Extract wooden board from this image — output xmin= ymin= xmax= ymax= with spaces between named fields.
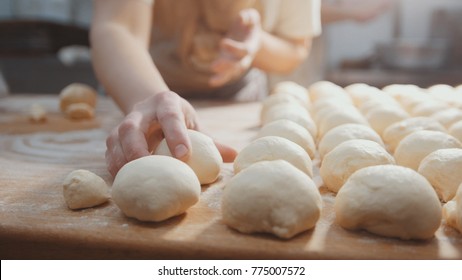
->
xmin=1 ymin=95 xmax=461 ymax=259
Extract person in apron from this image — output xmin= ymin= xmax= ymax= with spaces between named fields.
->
xmin=91 ymin=0 xmax=321 ymax=176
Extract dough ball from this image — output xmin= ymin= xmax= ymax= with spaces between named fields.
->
xmin=311 ymin=100 xmax=350 ymax=124
xmin=28 ymin=103 xmax=47 ymax=123
xmin=261 ymin=102 xmax=308 ymax=125
xmin=449 ymin=120 xmax=462 ymax=143
xmin=344 ymin=83 xmax=383 ymax=107
xmin=65 ymin=103 xmax=95 ymax=120
xmin=418 ymin=148 xmax=462 ymax=202
xmin=260 ymin=92 xmax=306 ymax=121
xmin=155 ymin=130 xmax=222 ymax=185
xmin=62 ymin=169 xmax=110 ymax=210
xmin=335 ymin=165 xmax=442 ymax=240
xmin=308 ymin=81 xmax=350 ymax=102
xmin=59 ymin=83 xmax=97 ymax=112
xmin=222 ymin=160 xmax=322 ymax=239
xmin=430 ymin=108 xmax=462 ymax=129
xmin=257 ymin=119 xmax=316 ymax=159
xmin=320 ymin=139 xmax=395 ymax=193
xmin=112 ymin=155 xmax=200 ymax=222
xmin=394 ymin=130 xmax=462 ymax=170
xmin=358 ymin=97 xmax=400 ymax=116
xmin=234 ymin=136 xmax=313 ymax=177
xmin=271 ymin=81 xmax=309 ymax=105
xmin=318 ymin=123 xmax=384 ymax=159
xmin=364 ymin=106 xmax=410 ymax=136
xmin=410 ymin=101 xmax=450 ymax=117
xmin=427 ymin=84 xmax=455 ymax=95
xmin=261 ymin=104 xmax=317 ymax=139
xmin=443 ymin=182 xmax=462 ymax=233
xmin=318 ymin=107 xmax=368 ymax=139
xmin=382 ymin=117 xmax=447 ymax=153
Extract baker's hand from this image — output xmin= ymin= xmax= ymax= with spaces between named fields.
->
xmin=209 ymin=8 xmax=261 ymax=87
xmin=105 ymin=91 xmax=237 ymax=177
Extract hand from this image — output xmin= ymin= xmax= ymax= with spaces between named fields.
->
xmin=209 ymin=8 xmax=262 ymax=87
xmin=105 ymin=91 xmax=237 ymax=177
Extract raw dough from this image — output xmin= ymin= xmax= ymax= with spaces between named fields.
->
xmin=155 ymin=129 xmax=222 ymax=185
xmin=318 ymin=123 xmax=384 ymax=159
xmin=233 ymin=136 xmax=313 ymax=177
xmin=394 ymin=130 xmax=462 ymax=170
xmin=449 ymin=120 xmax=462 ymax=143
xmin=308 ymin=80 xmax=350 ymax=102
xmin=443 ymin=182 xmax=462 ymax=234
xmin=317 ymin=107 xmax=368 ymax=139
xmin=364 ymin=106 xmax=409 ymax=136
xmin=260 ymin=92 xmax=306 ymax=121
xmin=257 ymin=119 xmax=316 ymax=159
xmin=418 ymin=148 xmax=462 ymax=202
xmin=222 ymin=160 xmax=322 ymax=239
xmin=382 ymin=117 xmax=447 ymax=153
xmin=112 ymin=155 xmax=201 ymax=222
xmin=28 ymin=103 xmax=47 ymax=123
xmin=271 ymin=81 xmax=310 ymax=105
xmin=59 ymin=83 xmax=97 ymax=112
xmin=335 ymin=165 xmax=442 ymax=240
xmin=62 ymin=169 xmax=110 ymax=210
xmin=430 ymin=108 xmax=462 ymax=129
xmin=65 ymin=103 xmax=95 ymax=120
xmin=320 ymin=139 xmax=395 ymax=193
xmin=261 ymin=104 xmax=317 ymax=139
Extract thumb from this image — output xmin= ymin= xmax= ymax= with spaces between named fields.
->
xmin=214 ymin=141 xmax=238 ymax=163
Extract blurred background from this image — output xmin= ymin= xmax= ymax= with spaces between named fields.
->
xmin=0 ymin=0 xmax=461 ymax=95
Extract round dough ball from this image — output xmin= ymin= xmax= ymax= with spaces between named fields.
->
xmin=318 ymin=107 xmax=368 ymax=139
xmin=443 ymin=182 xmax=462 ymax=234
xmin=358 ymin=97 xmax=400 ymax=116
xmin=427 ymin=84 xmax=455 ymax=95
xmin=335 ymin=165 xmax=442 ymax=240
xmin=261 ymin=102 xmax=308 ymax=125
xmin=308 ymin=80 xmax=349 ymax=102
xmin=62 ymin=169 xmax=110 ymax=210
xmin=312 ymin=100 xmax=351 ymax=124
xmin=394 ymin=130 xmax=462 ymax=170
xmin=256 ymin=119 xmax=316 ymax=159
xmin=234 ymin=136 xmax=313 ymax=177
xmin=222 ymin=160 xmax=322 ymax=239
xmin=411 ymin=101 xmax=451 ymax=117
xmin=449 ymin=120 xmax=462 ymax=143
xmin=318 ymin=123 xmax=384 ymax=159
xmin=65 ymin=103 xmax=95 ymax=120
xmin=112 ymin=155 xmax=201 ymax=222
xmin=260 ymin=92 xmax=306 ymax=121
xmin=155 ymin=130 xmax=222 ymax=185
xmin=418 ymin=148 xmax=462 ymax=202
xmin=345 ymin=83 xmax=383 ymax=107
xmin=271 ymin=81 xmax=309 ymax=105
xmin=365 ymin=106 xmax=410 ymax=136
xmin=382 ymin=117 xmax=447 ymax=153
xmin=262 ymin=104 xmax=317 ymax=139
xmin=430 ymin=108 xmax=462 ymax=129
xmin=320 ymin=139 xmax=395 ymax=193
xmin=59 ymin=83 xmax=97 ymax=112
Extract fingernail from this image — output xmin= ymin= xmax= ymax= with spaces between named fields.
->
xmin=174 ymin=144 xmax=188 ymax=159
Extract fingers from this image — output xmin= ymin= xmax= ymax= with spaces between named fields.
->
xmin=118 ymin=111 xmax=151 ymax=161
xmin=105 ymin=129 xmax=128 ymax=177
xmin=214 ymin=141 xmax=238 ymax=163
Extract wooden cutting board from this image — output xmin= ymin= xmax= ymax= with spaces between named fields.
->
xmin=0 ymin=95 xmax=461 ymax=259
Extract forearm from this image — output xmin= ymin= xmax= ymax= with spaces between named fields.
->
xmin=91 ymin=24 xmax=168 ymax=114
xmin=252 ymin=31 xmax=311 ymax=74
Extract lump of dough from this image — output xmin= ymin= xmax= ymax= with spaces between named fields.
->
xmin=382 ymin=117 xmax=447 ymax=153
xmin=430 ymin=108 xmax=462 ymax=129
xmin=112 ymin=155 xmax=201 ymax=222
xmin=364 ymin=106 xmax=410 ymax=137
xmin=320 ymin=139 xmax=395 ymax=193
xmin=59 ymin=83 xmax=97 ymax=112
xmin=271 ymin=81 xmax=310 ymax=105
xmin=222 ymin=160 xmax=322 ymax=239
xmin=260 ymin=92 xmax=306 ymax=121
xmin=62 ymin=169 xmax=110 ymax=210
xmin=256 ymin=119 xmax=316 ymax=159
xmin=233 ymin=136 xmax=313 ymax=177
xmin=394 ymin=130 xmax=462 ymax=170
xmin=261 ymin=104 xmax=317 ymax=139
xmin=449 ymin=120 xmax=462 ymax=142
xmin=65 ymin=103 xmax=95 ymax=120
xmin=308 ymin=80 xmax=349 ymax=102
xmin=443 ymin=182 xmax=462 ymax=234
xmin=318 ymin=123 xmax=384 ymax=160
xmin=317 ymin=107 xmax=368 ymax=139
xmin=418 ymin=148 xmax=462 ymax=202
xmin=335 ymin=165 xmax=442 ymax=240
xmin=155 ymin=129 xmax=222 ymax=185
xmin=28 ymin=103 xmax=47 ymax=123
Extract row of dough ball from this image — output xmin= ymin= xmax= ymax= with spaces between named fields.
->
xmin=258 ymin=81 xmax=462 ymax=239
xmin=223 ymin=82 xmax=322 ymax=239
xmin=63 ymin=130 xmax=223 ymax=224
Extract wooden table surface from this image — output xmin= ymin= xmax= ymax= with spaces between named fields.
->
xmin=1 ymin=95 xmax=461 ymax=259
